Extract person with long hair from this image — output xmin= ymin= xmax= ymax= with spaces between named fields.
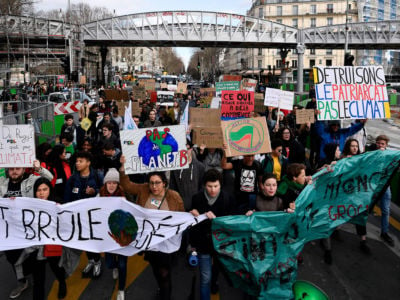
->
xmin=46 ymin=144 xmax=72 ymax=203
xmin=119 ymin=156 xmax=184 ymax=300
xmin=99 ymin=168 xmax=127 ymax=300
xmin=32 ymin=178 xmax=67 ymax=300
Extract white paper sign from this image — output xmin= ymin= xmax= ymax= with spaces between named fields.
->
xmin=264 ymin=88 xmax=294 ymax=110
xmin=0 ymin=125 xmax=35 ymax=168
xmin=0 ymin=197 xmax=206 ymax=255
xmin=210 ymin=97 xmax=221 ymax=108
xmin=120 ymin=125 xmax=189 ymax=174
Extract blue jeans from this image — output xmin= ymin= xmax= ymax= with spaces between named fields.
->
xmin=105 ymin=253 xmax=127 ymax=290
xmin=379 ymin=188 xmax=391 ymax=234
xmin=198 ymin=254 xmax=212 ymax=300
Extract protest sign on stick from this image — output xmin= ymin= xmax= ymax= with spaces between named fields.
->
xmin=120 ymin=125 xmax=189 ymax=174
xmin=221 ymin=90 xmax=254 ymax=120
xmin=221 ymin=117 xmax=271 ymax=157
xmin=216 ymin=81 xmax=240 ymax=97
xmin=190 ymin=108 xmax=222 ymax=148
xmin=296 ymin=109 xmax=315 ymax=124
xmin=264 ymin=88 xmax=294 ymax=110
xmin=0 ymin=125 xmax=35 ymax=168
xmin=314 ymin=65 xmax=391 ymax=120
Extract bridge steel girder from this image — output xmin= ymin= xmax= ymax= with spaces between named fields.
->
xmin=81 ymin=11 xmax=298 ymax=48
xmin=302 ymin=20 xmax=400 ymax=49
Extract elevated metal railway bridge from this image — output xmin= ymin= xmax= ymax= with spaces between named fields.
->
xmin=2 ymin=11 xmax=400 ymax=90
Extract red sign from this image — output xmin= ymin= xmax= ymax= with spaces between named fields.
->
xmin=221 ymin=90 xmax=254 ymax=119
xmin=150 ymin=91 xmax=157 ymax=103
xmin=223 ymin=75 xmax=242 ymax=82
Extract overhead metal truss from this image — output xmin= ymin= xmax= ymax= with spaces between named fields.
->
xmin=301 ymin=20 xmax=400 ymax=49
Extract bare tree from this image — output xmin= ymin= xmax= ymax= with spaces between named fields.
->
xmin=159 ymin=47 xmax=184 ymax=75
xmin=187 ymin=48 xmax=223 ymax=80
xmin=0 ymin=0 xmax=36 ymax=15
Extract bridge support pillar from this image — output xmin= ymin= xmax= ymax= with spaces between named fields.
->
xmin=100 ymin=46 xmax=108 ymax=85
xmin=279 ymin=48 xmax=290 ymax=84
xmin=296 ymin=43 xmax=306 ymax=93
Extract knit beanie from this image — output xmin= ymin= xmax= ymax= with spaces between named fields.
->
xmin=104 ymin=168 xmax=120 ymax=184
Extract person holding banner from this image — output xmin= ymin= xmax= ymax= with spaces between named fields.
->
xmin=119 ymin=155 xmax=184 ymax=300
xmin=189 ymin=169 xmax=236 ymax=300
xmin=32 ymin=178 xmax=67 ymax=300
xmin=99 ymin=168 xmax=127 ymax=300
xmin=0 ymin=160 xmax=54 ymax=299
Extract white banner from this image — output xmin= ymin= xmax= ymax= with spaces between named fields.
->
xmin=0 ymin=197 xmax=206 ymax=255
xmin=264 ymin=88 xmax=294 ymax=110
xmin=120 ymin=125 xmax=189 ymax=174
xmin=0 ymin=125 xmax=35 ymax=168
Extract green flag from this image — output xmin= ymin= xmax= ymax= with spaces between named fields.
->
xmin=212 ymin=150 xmax=400 ymax=299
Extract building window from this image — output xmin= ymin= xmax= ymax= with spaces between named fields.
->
xmin=327 ymin=4 xmax=334 ymax=14
xmin=277 ymin=6 xmax=282 ymax=16
xmin=310 ymin=4 xmax=317 ymax=14
xmin=140 ymin=48 xmax=143 ymax=54
xmin=276 ymin=19 xmax=282 ymax=24
xmin=326 ymin=49 xmax=333 ymax=55
xmin=276 ymin=60 xmax=282 ymax=68
xmin=259 ymin=7 xmax=263 ymax=18
xmin=140 ymin=56 xmax=143 ymax=62
xmin=292 ymin=60 xmax=298 ymax=68
xmin=310 ymin=48 xmax=316 ymax=55
xmin=292 ymin=18 xmax=298 ymax=28
xmin=310 ymin=59 xmax=315 ymax=67
xmin=292 ymin=5 xmax=298 ymax=15
xmin=319 ymin=59 xmax=323 ymax=64
xmin=326 ymin=59 xmax=332 ymax=66
xmin=327 ymin=17 xmax=333 ymax=26
xmin=292 ymin=48 xmax=297 ymax=55
xmin=258 ymin=60 xmax=262 ymax=69
xmin=258 ymin=48 xmax=262 ymax=55
xmin=311 ymin=18 xmax=316 ymax=27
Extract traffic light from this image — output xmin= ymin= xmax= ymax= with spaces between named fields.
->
xmin=197 ymin=61 xmax=200 ymax=70
xmin=60 ymin=56 xmax=70 ymax=76
xmin=81 ymin=57 xmax=86 ymax=67
xmin=344 ymin=53 xmax=354 ymax=66
xmin=71 ymin=71 xmax=78 ymax=82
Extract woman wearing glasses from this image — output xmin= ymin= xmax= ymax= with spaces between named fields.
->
xmin=119 ymin=155 xmax=184 ymax=300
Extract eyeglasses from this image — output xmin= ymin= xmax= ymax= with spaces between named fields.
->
xmin=149 ymin=181 xmax=163 ymax=186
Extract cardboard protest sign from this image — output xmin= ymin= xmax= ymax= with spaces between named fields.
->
xmin=221 ymin=90 xmax=254 ymax=120
xmin=79 ymin=75 xmax=86 ymax=85
xmin=254 ymin=93 xmax=266 ymax=113
xmin=157 ymin=91 xmax=175 ymax=106
xmin=0 ymin=125 xmax=35 ymax=168
xmin=176 ymin=82 xmax=187 ymax=94
xmin=139 ymin=79 xmax=156 ymax=91
xmin=198 ymin=96 xmax=213 ymax=107
xmin=160 ymin=83 xmax=168 ymax=90
xmin=264 ymin=88 xmax=294 ymax=110
xmin=314 ymin=66 xmax=391 ymax=120
xmin=216 ymin=81 xmax=240 ymax=97
xmin=242 ymin=78 xmax=257 ymax=91
xmin=221 ymin=117 xmax=271 ymax=157
xmin=132 ymin=86 xmax=146 ymax=101
xmin=223 ymin=75 xmax=242 ymax=82
xmin=296 ymin=109 xmax=315 ymax=124
xmin=0 ymin=196 xmax=206 ymax=255
xmin=104 ymin=89 xmax=129 ymax=101
xmin=189 ymin=108 xmax=221 ymax=127
xmin=200 ymin=88 xmax=216 ymax=97
xmin=115 ymin=101 xmax=141 ymax=117
xmin=192 ymin=128 xmax=223 ymax=148
xmin=120 ymin=125 xmax=189 ymax=174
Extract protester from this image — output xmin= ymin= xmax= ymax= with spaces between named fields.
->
xmin=97 ymin=112 xmax=120 ymax=139
xmin=119 ymin=155 xmax=184 ymax=300
xmin=277 ymin=127 xmax=305 ymax=164
xmin=197 ymin=145 xmax=224 ymax=173
xmin=60 ymin=132 xmax=76 ymax=162
xmin=112 ymin=107 xmax=124 ymax=130
xmin=167 ymin=100 xmax=182 ymax=124
xmin=98 ymin=123 xmax=121 ymax=150
xmin=64 ymin=151 xmax=104 ymax=278
xmin=0 ymin=160 xmax=53 ymax=299
xmin=100 ymin=141 xmax=122 ymax=176
xmin=60 ymin=114 xmax=77 ymax=138
xmin=32 ymin=178 xmax=67 ymax=300
xmin=99 ymin=168 xmax=127 ymax=300
xmin=189 ymin=169 xmax=236 ymax=300
xmin=341 ymin=139 xmax=370 ymax=254
xmin=79 ymin=99 xmax=90 ymax=121
xmin=170 ymin=140 xmax=205 ymax=211
xmin=246 ymin=173 xmax=295 ymax=215
xmin=143 ymin=110 xmax=162 ymax=128
xmin=221 ymin=148 xmax=262 ymax=214
xmin=261 ymin=139 xmax=288 ymax=182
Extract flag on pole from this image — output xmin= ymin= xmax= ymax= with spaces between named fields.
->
xmin=180 ymin=102 xmax=190 ymax=140
xmin=124 ymin=101 xmax=138 ymax=130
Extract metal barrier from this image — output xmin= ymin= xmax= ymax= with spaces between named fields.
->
xmin=0 ymin=100 xmax=56 ymax=145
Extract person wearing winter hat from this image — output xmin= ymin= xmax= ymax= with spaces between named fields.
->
xmin=99 ymin=168 xmax=126 ymax=300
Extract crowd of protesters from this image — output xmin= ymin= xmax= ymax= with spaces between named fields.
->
xmin=0 ymin=84 xmax=397 ymax=300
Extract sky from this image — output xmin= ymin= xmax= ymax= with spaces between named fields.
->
xmin=35 ymin=0 xmax=253 ymax=67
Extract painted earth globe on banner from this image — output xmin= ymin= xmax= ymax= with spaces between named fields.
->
xmin=108 ymin=209 xmax=138 ymax=247
xmin=138 ymin=130 xmax=178 ymax=167
xmin=292 ymin=280 xmax=329 ymax=300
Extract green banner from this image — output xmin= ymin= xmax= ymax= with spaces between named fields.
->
xmin=216 ymin=81 xmax=240 ymax=96
xmin=212 ymin=150 xmax=400 ymax=299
